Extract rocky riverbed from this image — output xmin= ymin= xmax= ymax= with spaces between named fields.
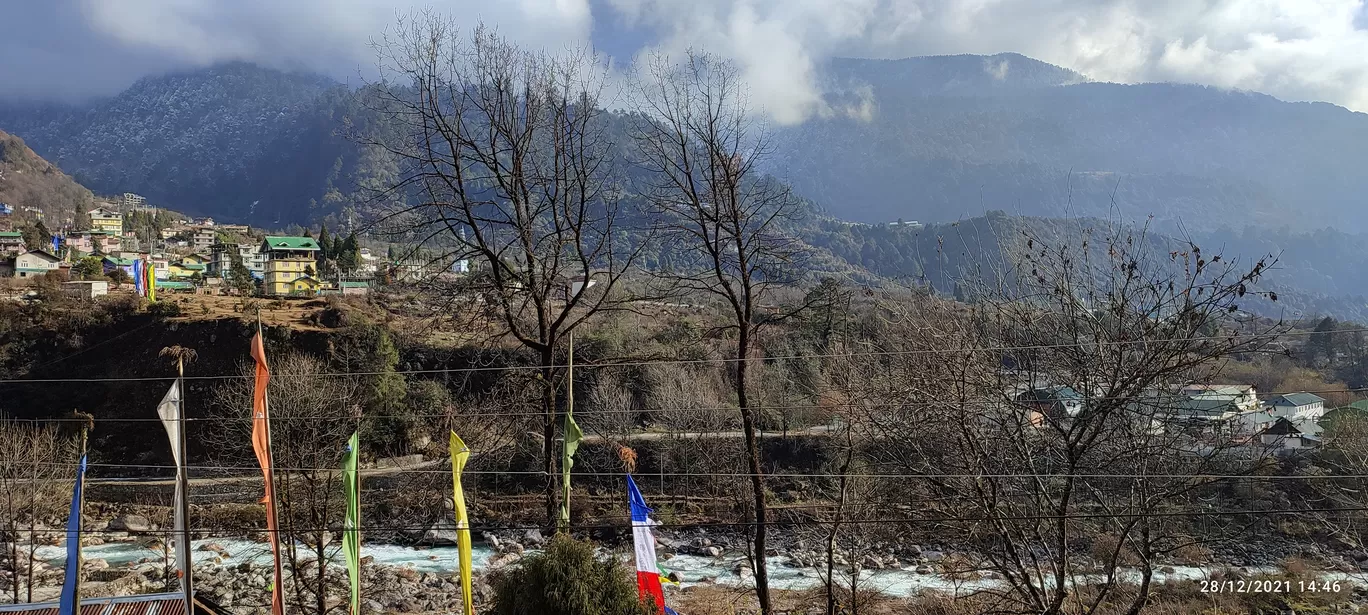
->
xmin=4 ymin=513 xmax=1368 ymax=612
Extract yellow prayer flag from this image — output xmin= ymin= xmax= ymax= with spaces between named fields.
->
xmin=450 ymin=431 xmax=473 ymax=615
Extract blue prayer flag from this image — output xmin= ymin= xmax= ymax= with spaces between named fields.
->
xmin=58 ymin=453 xmax=87 ymax=615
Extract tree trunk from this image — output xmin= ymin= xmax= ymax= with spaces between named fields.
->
xmin=541 ymin=354 xmax=560 ymax=530
xmin=7 ymin=516 xmax=18 ymax=603
xmin=827 ymin=422 xmax=854 ymax=615
xmin=736 ymin=330 xmax=771 ymax=613
xmin=316 ymin=536 xmax=327 ymax=615
xmin=26 ymin=525 xmax=35 ymax=603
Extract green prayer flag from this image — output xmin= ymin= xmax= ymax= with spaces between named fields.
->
xmin=559 ymin=412 xmax=582 ymax=529
xmin=341 ymin=431 xmax=360 ymax=614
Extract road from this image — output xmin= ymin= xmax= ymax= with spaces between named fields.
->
xmin=84 ymin=425 xmax=835 ymax=487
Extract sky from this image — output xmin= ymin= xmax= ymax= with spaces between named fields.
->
xmin=3 ymin=0 xmax=1368 ymax=123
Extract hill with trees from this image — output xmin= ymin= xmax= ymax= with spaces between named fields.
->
xmin=770 ymin=54 xmax=1368 ymax=232
xmin=0 ymin=128 xmax=95 ymax=225
xmin=7 ymin=56 xmax=1368 ymax=318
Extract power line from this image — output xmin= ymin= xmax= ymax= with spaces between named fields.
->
xmin=0 ymin=326 xmax=1347 ymax=385
xmin=3 ymin=386 xmax=1365 ymax=423
xmin=31 ymin=460 xmax=1368 ymax=481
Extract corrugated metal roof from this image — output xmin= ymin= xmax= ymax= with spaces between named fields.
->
xmin=1271 ymin=392 xmax=1325 ymax=407
xmin=0 ymin=593 xmax=188 ymax=615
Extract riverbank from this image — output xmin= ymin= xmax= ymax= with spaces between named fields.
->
xmin=5 ymin=527 xmax=1367 ymax=614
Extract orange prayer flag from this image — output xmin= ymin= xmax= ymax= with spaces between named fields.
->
xmin=250 ymin=331 xmax=285 ymax=615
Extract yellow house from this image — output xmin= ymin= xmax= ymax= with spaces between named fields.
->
xmin=166 ymin=261 xmax=207 ymax=279
xmin=261 ymin=236 xmax=320 ymax=296
xmin=89 ymin=208 xmax=124 ymax=235
xmin=289 ymin=275 xmax=322 ymax=296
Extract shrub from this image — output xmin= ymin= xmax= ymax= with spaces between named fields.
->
xmin=147 ymin=300 xmax=183 ymax=318
xmin=492 ymin=534 xmax=654 ymax=615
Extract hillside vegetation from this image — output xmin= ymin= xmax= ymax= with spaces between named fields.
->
xmin=3 ymin=54 xmax=1368 ymax=236
xmin=6 ymin=55 xmax=1368 ymax=319
xmin=0 ymin=129 xmax=94 ymax=222
xmin=772 ymin=54 xmax=1368 ymax=232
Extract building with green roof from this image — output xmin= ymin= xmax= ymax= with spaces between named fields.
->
xmin=0 ymin=231 xmax=23 ymax=254
xmin=261 ymin=236 xmax=320 ymax=296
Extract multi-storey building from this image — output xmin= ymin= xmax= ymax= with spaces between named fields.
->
xmin=210 ymin=242 xmax=266 ymax=278
xmin=191 ymin=226 xmax=216 ymax=252
xmin=0 ymin=231 xmax=24 ymax=254
xmin=88 ymin=208 xmax=123 ymax=235
xmin=261 ymin=236 xmax=320 ymax=296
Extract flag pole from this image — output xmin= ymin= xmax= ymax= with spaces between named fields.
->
xmin=176 ymin=356 xmax=194 ymax=615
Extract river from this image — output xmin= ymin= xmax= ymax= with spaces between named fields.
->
xmin=30 ymin=539 xmax=1364 ymax=598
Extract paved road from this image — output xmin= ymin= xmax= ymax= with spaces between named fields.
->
xmin=85 ymin=425 xmax=835 ymax=487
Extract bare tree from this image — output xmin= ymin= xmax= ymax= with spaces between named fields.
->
xmin=850 ymin=225 xmax=1283 ymax=614
xmin=0 ymin=420 xmax=72 ymax=604
xmin=367 ymin=14 xmax=650 ymax=527
xmin=628 ymin=50 xmax=806 ymax=614
xmin=214 ymin=353 xmax=362 ymax=615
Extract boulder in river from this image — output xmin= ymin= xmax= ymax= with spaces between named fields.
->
xmin=109 ymin=515 xmax=150 ymax=532
xmin=422 ymin=522 xmax=459 ymax=547
xmin=523 ymin=529 xmax=545 ymax=546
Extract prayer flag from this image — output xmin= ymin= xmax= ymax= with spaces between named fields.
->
xmin=156 ymin=381 xmax=191 ymax=592
xmin=250 ymin=332 xmax=285 ymax=615
xmin=451 ymin=431 xmax=474 ymax=615
xmin=560 ymin=412 xmax=582 ymax=529
xmin=57 ymin=453 xmax=88 ymax=615
xmin=628 ymin=474 xmax=666 ymax=614
xmin=342 ymin=431 xmax=361 ymax=614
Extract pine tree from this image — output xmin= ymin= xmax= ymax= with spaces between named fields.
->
xmin=338 ymin=232 xmax=361 ymax=273
xmin=1311 ymin=316 xmax=1339 ymax=364
xmin=32 ymin=221 xmax=52 ymax=250
xmin=318 ymin=224 xmax=332 ymax=261
xmin=228 ymin=253 xmax=256 ymax=297
xmin=74 ymin=202 xmax=91 ymax=230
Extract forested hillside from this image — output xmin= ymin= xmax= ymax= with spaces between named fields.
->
xmin=5 ymin=56 xmax=1368 ymax=318
xmin=0 ymin=129 xmax=94 ymax=224
xmin=2 ymin=54 xmax=1367 ymax=235
xmin=0 ymin=63 xmax=340 ymax=222
xmin=772 ymin=55 xmax=1368 ymax=231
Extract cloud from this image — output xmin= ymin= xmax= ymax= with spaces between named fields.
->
xmin=0 ymin=0 xmax=594 ymax=100
xmin=603 ymin=0 xmax=1368 ymax=121
xmin=3 ymin=0 xmax=1368 ymax=120
xmin=81 ymin=0 xmax=594 ymax=81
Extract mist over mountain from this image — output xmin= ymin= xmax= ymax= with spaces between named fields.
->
xmin=771 ymin=54 xmax=1368 ymax=233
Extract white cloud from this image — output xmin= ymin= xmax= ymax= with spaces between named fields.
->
xmin=605 ymin=0 xmax=1368 ymax=121
xmin=79 ymin=0 xmax=594 ymax=81
xmin=5 ymin=0 xmax=1368 ymax=118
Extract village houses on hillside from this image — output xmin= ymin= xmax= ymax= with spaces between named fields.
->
xmin=2 ymin=193 xmax=389 ymax=299
xmin=1011 ymin=378 xmax=1328 ymax=454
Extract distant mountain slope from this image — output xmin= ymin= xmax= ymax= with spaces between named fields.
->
xmin=0 ymin=129 xmax=94 ymax=224
xmin=2 ymin=55 xmax=1365 ymax=235
xmin=821 ymin=53 xmax=1086 ymax=97
xmin=803 ymin=211 xmax=1368 ymax=321
xmin=772 ymin=55 xmax=1368 ymax=232
xmin=0 ymin=63 xmax=341 ymax=220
